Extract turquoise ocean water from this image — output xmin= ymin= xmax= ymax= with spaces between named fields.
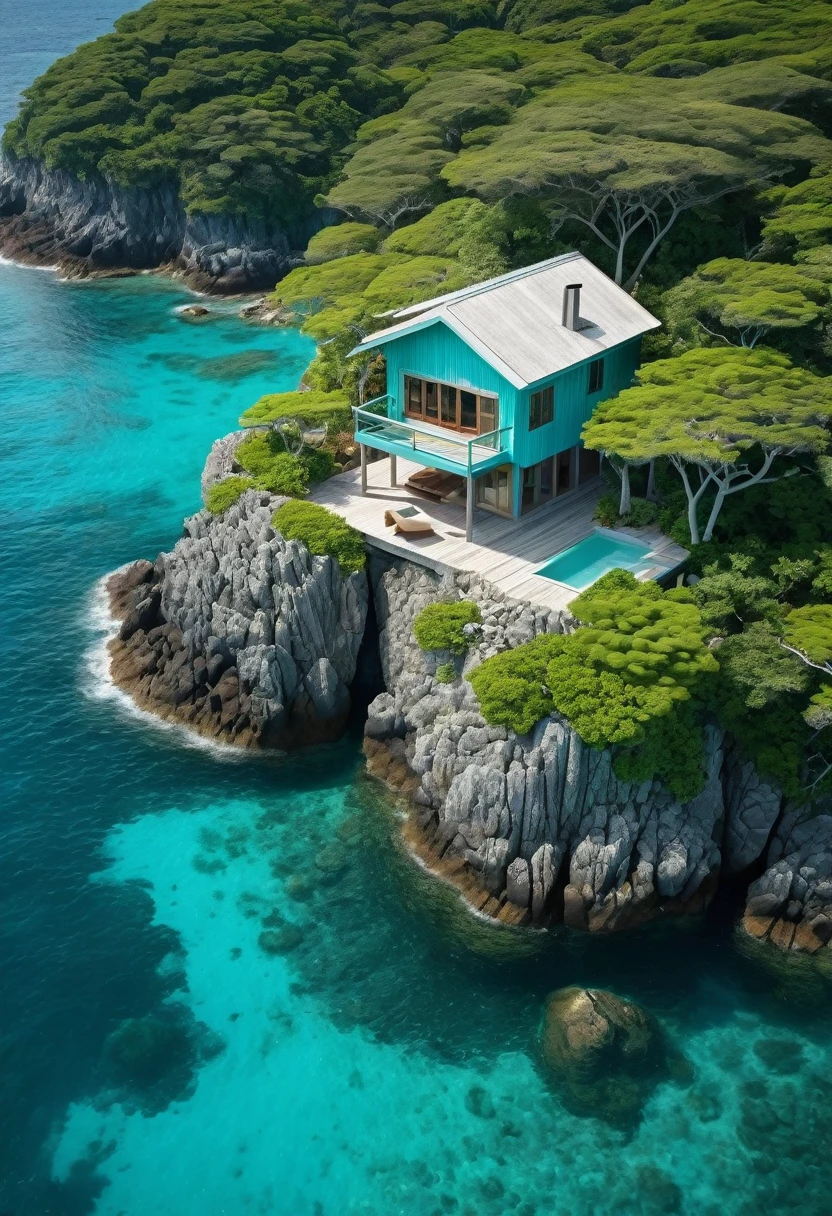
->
xmin=3 ymin=8 xmax=832 ymax=1216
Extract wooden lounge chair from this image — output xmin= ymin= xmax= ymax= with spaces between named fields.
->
xmin=384 ymin=507 xmax=436 ymax=537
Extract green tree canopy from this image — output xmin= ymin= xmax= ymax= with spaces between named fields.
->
xmin=760 ymin=169 xmax=832 ymax=257
xmin=582 ymin=348 xmax=832 ymax=544
xmin=442 ymin=70 xmax=831 ymax=287
xmin=470 ymin=571 xmax=718 ymax=798
xmin=783 ymin=604 xmax=832 ymax=673
xmin=664 ymin=256 xmax=830 ymax=351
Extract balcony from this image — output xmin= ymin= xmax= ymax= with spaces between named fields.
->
xmin=353 ymin=397 xmax=510 ymax=480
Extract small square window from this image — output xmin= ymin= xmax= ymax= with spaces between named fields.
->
xmin=588 ymin=359 xmax=604 ymax=394
xmin=529 ymin=385 xmax=554 ymax=430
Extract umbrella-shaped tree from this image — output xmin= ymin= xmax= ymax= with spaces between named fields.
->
xmin=582 ymin=348 xmax=832 ymax=544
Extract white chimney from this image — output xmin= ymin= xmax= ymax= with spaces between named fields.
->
xmin=562 ymin=283 xmax=582 ymax=330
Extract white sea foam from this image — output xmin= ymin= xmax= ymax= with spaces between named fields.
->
xmin=0 ymin=252 xmax=60 ymax=273
xmin=81 ymin=569 xmax=245 ymax=762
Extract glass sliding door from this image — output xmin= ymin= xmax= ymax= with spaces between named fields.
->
xmin=476 ymin=465 xmax=512 ymax=514
xmin=405 ymin=375 xmax=423 ymax=419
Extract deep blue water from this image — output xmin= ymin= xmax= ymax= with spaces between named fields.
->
xmin=4 ymin=7 xmax=832 ymax=1216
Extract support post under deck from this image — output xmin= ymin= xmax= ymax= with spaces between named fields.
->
xmin=390 ymin=454 xmax=397 ymax=487
xmin=360 ymin=444 xmax=367 ymax=494
xmin=466 ymin=473 xmax=474 ymax=542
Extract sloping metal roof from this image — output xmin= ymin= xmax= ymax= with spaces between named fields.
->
xmin=349 ymin=252 xmax=660 ymax=390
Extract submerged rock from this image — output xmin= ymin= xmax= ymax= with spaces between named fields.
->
xmin=107 ymin=491 xmax=368 ymax=749
xmin=539 ymin=987 xmax=673 ymax=1126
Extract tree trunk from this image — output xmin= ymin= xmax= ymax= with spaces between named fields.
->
xmin=701 ymin=487 xmax=726 ymax=543
xmin=619 ymin=462 xmax=631 ymax=516
xmin=646 ymin=459 xmax=656 ymax=502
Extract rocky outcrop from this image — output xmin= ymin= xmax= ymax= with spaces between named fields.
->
xmin=744 ymin=805 xmax=832 ymax=953
xmin=364 ymin=559 xmax=734 ymax=929
xmin=362 ymin=558 xmax=827 ymax=939
xmin=0 ymin=155 xmax=331 ymax=292
xmin=539 ymin=987 xmax=680 ymax=1126
xmin=200 ymin=430 xmax=249 ymax=502
xmin=108 ymin=491 xmax=368 ymax=748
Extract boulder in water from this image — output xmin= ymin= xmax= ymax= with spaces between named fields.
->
xmin=540 ymin=986 xmax=674 ymax=1126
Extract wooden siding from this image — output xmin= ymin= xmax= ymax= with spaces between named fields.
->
xmin=384 ymin=320 xmax=519 ymax=459
xmin=514 ymin=337 xmax=642 ymax=468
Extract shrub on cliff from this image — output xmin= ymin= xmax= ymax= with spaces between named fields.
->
xmin=272 ymin=501 xmax=365 ymax=575
xmin=471 ymin=572 xmax=718 ymax=798
xmin=235 ymin=432 xmax=337 ymax=497
xmin=205 ymin=476 xmax=255 ymax=515
xmin=469 ymin=633 xmax=562 ymax=733
xmin=414 ymin=600 xmax=481 ymax=654
xmin=240 ymin=390 xmax=352 ymax=434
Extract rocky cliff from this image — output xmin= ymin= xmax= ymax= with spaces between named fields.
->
xmin=107 ymin=491 xmax=368 ymax=747
xmin=362 ymin=558 xmax=832 ymax=949
xmin=0 ymin=156 xmax=329 ymax=291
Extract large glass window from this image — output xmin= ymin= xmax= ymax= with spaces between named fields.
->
xmin=403 ymin=376 xmax=499 ymax=435
xmin=587 ymin=358 xmax=604 ymax=394
xmin=460 ymin=390 xmax=478 ymax=430
xmin=441 ymin=384 xmax=456 ymax=425
xmin=529 ymin=385 xmax=554 ymax=430
xmin=405 ymin=375 xmax=422 ymax=417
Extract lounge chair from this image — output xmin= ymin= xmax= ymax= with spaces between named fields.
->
xmin=384 ymin=506 xmax=436 ymax=537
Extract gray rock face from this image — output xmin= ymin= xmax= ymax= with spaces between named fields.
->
xmin=744 ymin=803 xmax=832 ymax=953
xmin=109 ymin=492 xmax=368 ymax=747
xmin=201 ymin=431 xmax=249 ymax=501
xmin=0 ymin=155 xmax=332 ymax=291
xmin=364 ymin=558 xmax=794 ymax=932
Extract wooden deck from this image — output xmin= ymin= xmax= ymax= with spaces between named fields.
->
xmin=311 ymin=455 xmax=688 ymax=612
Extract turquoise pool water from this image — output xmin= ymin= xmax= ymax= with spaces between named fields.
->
xmin=538 ymin=529 xmax=657 ymax=589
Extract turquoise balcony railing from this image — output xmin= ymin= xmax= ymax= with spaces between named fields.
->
xmin=353 ymin=397 xmax=510 ymax=479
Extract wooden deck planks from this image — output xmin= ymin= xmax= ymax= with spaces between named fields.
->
xmin=310 ymin=456 xmax=687 ymax=612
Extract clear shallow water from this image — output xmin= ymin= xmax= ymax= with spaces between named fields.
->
xmin=3 ymin=10 xmax=832 ymax=1216
xmin=537 ymin=530 xmax=656 ymax=589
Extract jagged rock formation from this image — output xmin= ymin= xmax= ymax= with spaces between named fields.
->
xmin=108 ymin=491 xmax=368 ymax=747
xmin=362 ymin=559 xmax=830 ymax=942
xmin=744 ymin=806 xmax=832 ymax=953
xmin=200 ymin=430 xmax=248 ymax=502
xmin=0 ymin=156 xmax=329 ymax=291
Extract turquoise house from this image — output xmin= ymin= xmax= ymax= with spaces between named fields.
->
xmin=349 ymin=252 xmax=660 ymax=540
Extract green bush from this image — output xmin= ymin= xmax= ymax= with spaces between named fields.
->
xmin=257 ymin=453 xmax=309 ymax=497
xmin=470 ymin=572 xmax=718 ymax=798
xmin=305 ymin=222 xmax=381 ymax=263
xmin=235 ymin=431 xmax=330 ymax=498
xmin=624 ymin=498 xmax=659 ymax=528
xmin=205 ymin=476 xmax=255 ymax=515
xmin=593 ymin=493 xmax=619 ymax=528
xmin=272 ymin=501 xmax=365 ymax=575
xmin=413 ymin=600 xmax=482 ymax=654
xmin=469 ymin=634 xmax=562 ymax=734
xmin=435 ymin=661 xmax=458 ymax=684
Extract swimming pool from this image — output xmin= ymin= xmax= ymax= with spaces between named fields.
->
xmin=537 ymin=529 xmax=659 ymax=590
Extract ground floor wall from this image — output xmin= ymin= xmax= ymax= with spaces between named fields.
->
xmin=475 ymin=444 xmax=603 ymax=519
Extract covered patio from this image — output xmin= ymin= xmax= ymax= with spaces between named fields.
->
xmin=310 ymin=454 xmax=687 ymax=612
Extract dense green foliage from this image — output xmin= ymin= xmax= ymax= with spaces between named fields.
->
xmin=205 ymin=474 xmax=255 ymax=514
xmin=413 ymin=600 xmax=481 ymax=653
xmin=664 ymin=257 xmax=831 ymax=357
xmin=470 ymin=572 xmax=718 ymax=797
xmin=435 ymin=661 xmax=458 ymax=684
xmin=271 ymin=500 xmax=366 ymax=574
xmin=583 ymin=348 xmax=832 ymax=543
xmin=4 ymin=0 xmax=406 ymax=225
xmin=233 ymin=429 xmax=335 ymax=496
xmin=240 ymin=388 xmax=351 ymax=431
